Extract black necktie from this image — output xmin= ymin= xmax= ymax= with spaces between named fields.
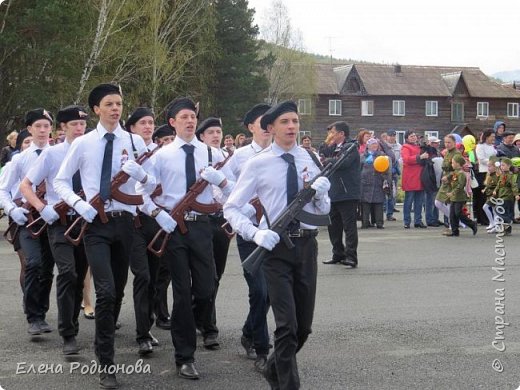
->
xmin=72 ymin=170 xmax=82 ymax=193
xmin=281 ymin=153 xmax=298 ymax=205
xmin=100 ymin=133 xmax=115 ymax=201
xmin=182 ymin=143 xmax=196 ymax=192
xmin=35 ymin=149 xmax=42 ymax=156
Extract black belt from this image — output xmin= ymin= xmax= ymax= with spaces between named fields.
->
xmin=184 ymin=214 xmax=209 ymax=222
xmin=105 ymin=211 xmax=133 ymax=219
xmin=287 ymin=229 xmax=318 ymax=238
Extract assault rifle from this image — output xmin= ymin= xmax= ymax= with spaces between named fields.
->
xmin=242 ymin=141 xmax=358 ymax=275
xmin=64 ymin=147 xmax=159 ymax=245
xmin=147 ymin=154 xmax=231 ymax=257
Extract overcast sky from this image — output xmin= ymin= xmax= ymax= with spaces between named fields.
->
xmin=248 ymin=0 xmax=519 ymax=75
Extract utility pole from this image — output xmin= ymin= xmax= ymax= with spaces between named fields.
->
xmin=324 ymin=36 xmax=338 ymax=65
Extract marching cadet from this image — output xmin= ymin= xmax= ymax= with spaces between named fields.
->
xmin=125 ymin=107 xmax=161 ymax=355
xmin=225 ymin=103 xmax=273 ymax=371
xmin=20 ymin=105 xmax=88 ymax=355
xmin=224 ymin=101 xmax=331 ymax=390
xmin=193 ymin=117 xmax=232 ymax=350
xmin=136 ymin=97 xmax=234 ymax=380
xmin=54 ymin=84 xmax=157 ymax=390
xmin=0 ymin=109 xmax=55 ymax=337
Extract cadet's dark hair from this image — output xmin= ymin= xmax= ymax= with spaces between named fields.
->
xmin=329 ymin=121 xmax=349 ymax=137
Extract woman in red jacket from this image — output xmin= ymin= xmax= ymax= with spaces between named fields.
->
xmin=401 ymin=131 xmax=429 ymax=228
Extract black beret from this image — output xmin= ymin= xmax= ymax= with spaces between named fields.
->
xmin=165 ymin=97 xmax=197 ymax=121
xmin=243 ymin=103 xmax=271 ymax=127
xmin=260 ymin=101 xmax=298 ymax=130
xmin=25 ymin=108 xmax=53 ymax=127
xmin=15 ymin=129 xmax=31 ymax=151
xmin=196 ymin=117 xmax=222 ymax=139
xmin=152 ymin=124 xmax=175 ymax=141
xmin=125 ymin=107 xmax=154 ymax=130
xmin=56 ymin=105 xmax=88 ymax=124
xmin=88 ymin=83 xmax=121 ymax=110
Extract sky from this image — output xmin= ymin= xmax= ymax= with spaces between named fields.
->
xmin=248 ymin=0 xmax=520 ymax=75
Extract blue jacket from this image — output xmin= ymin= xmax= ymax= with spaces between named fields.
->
xmin=323 ymin=140 xmax=361 ymax=202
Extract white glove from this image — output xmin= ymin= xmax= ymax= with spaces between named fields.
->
xmin=241 ymin=203 xmax=257 ymax=219
xmin=40 ymin=205 xmax=59 ymax=224
xmin=122 ymin=160 xmax=147 ymax=182
xmin=155 ymin=210 xmax=177 ymax=233
xmin=311 ymin=177 xmax=331 ymax=199
xmin=74 ymin=200 xmax=98 ymax=223
xmin=9 ymin=207 xmax=29 ymax=225
xmin=200 ymin=166 xmax=226 ymax=186
xmin=253 ymin=229 xmax=280 ymax=251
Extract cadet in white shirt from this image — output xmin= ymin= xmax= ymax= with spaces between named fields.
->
xmin=54 ymin=84 xmax=156 ymax=390
xmin=0 ymin=108 xmax=55 ymax=337
xmin=226 ymin=103 xmax=273 ymax=371
xmin=136 ymin=97 xmax=233 ymax=380
xmin=224 ymin=101 xmax=331 ymax=390
xmin=20 ymin=105 xmax=88 ymax=355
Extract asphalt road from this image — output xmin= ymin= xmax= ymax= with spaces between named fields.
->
xmin=1 ymin=210 xmax=520 ymax=390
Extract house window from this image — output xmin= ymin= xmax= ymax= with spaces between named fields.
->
xmin=451 ymin=102 xmax=464 ymax=122
xmin=425 ymin=101 xmax=438 ymax=117
xmin=392 ymin=100 xmax=405 ymax=116
xmin=298 ymin=99 xmax=311 ymax=115
xmin=477 ymin=102 xmax=489 ymax=117
xmin=396 ymin=130 xmax=406 ymax=145
xmin=329 ymin=100 xmax=342 ymax=116
xmin=424 ymin=130 xmax=439 ymax=140
xmin=507 ymin=102 xmax=519 ymax=118
xmin=361 ymin=100 xmax=374 ymax=116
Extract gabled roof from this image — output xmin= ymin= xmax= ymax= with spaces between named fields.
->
xmin=314 ymin=63 xmax=341 ymax=95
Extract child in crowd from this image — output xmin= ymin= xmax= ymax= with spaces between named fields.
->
xmin=481 ymin=156 xmax=500 ymax=233
xmin=492 ymin=157 xmax=520 ymax=235
xmin=446 ymin=154 xmax=478 ymax=237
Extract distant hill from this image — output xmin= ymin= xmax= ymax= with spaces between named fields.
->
xmin=492 ymin=70 xmax=520 ymax=82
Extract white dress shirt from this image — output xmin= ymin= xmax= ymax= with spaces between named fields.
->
xmin=137 ymin=136 xmax=228 ymax=216
xmin=0 ymin=142 xmax=49 ymax=213
xmin=226 ymin=140 xmax=265 ymax=180
xmin=54 ymin=122 xmax=155 ymax=215
xmin=475 ymin=143 xmax=497 ymax=173
xmin=223 ymin=142 xmax=331 ymax=241
xmin=25 ymin=140 xmax=73 ymax=206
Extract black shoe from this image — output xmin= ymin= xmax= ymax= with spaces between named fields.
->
xmin=155 ymin=318 xmax=171 ymax=330
xmin=39 ymin=320 xmax=53 ymax=333
xmin=505 ymin=225 xmax=512 ymax=235
xmin=393 ymin=208 xmax=400 ymax=213
xmin=445 ymin=231 xmax=459 ymax=237
xmin=322 ymin=259 xmax=342 ymax=265
xmin=471 ymin=224 xmax=478 ymax=236
xmin=414 ymin=223 xmax=427 ymax=228
xmin=254 ymin=354 xmax=267 ymax=373
xmin=138 ymin=340 xmax=153 ymax=356
xmin=341 ymin=259 xmax=357 ymax=268
xmin=99 ymin=373 xmax=119 ymax=389
xmin=148 ymin=332 xmax=159 ymax=346
xmin=84 ymin=311 xmax=95 ymax=320
xmin=177 ymin=363 xmax=199 ymax=380
xmin=386 ymin=216 xmax=396 ymax=221
xmin=241 ymin=336 xmax=257 ymax=360
xmin=28 ymin=322 xmax=42 ymax=335
xmin=376 ymin=225 xmax=384 ymax=229
xmin=427 ymin=222 xmax=440 ymax=227
xmin=404 ymin=224 xmax=410 ymax=229
xmin=63 ymin=336 xmax=80 ymax=355
xmin=203 ymin=334 xmax=220 ymax=350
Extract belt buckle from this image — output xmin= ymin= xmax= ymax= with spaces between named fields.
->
xmin=184 ymin=213 xmax=196 ymax=222
xmin=110 ymin=211 xmax=123 ymax=218
xmin=288 ymin=229 xmax=302 ymax=238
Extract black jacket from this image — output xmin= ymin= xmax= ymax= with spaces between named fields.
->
xmin=496 ymin=143 xmax=520 ymax=159
xmin=323 ymin=140 xmax=360 ymax=202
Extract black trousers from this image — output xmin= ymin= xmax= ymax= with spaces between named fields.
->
xmin=83 ymin=213 xmax=134 ymax=367
xmin=193 ymin=215 xmax=230 ymax=337
xmin=130 ymin=214 xmax=161 ymax=342
xmin=263 ymin=234 xmax=318 ymax=390
xmin=47 ymin=220 xmax=88 ymax=337
xmin=450 ymin=202 xmax=476 ymax=234
xmin=165 ymin=220 xmax=216 ymax=365
xmin=153 ymin=258 xmax=171 ymax=323
xmin=328 ymin=199 xmax=359 ymax=264
xmin=473 ymin=172 xmax=488 ymax=225
xmin=361 ymin=202 xmax=384 ymax=227
xmin=19 ymin=226 xmax=54 ymax=323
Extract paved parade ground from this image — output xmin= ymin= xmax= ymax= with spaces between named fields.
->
xmin=1 ymin=211 xmax=520 ymax=390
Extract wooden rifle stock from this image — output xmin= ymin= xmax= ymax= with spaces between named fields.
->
xmin=147 ymin=154 xmax=231 ymax=257
xmin=220 ymin=197 xmax=264 ymax=237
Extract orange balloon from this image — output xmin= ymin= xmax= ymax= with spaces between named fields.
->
xmin=374 ymin=155 xmax=390 ymax=172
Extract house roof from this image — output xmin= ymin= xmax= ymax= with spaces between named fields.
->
xmin=313 ymin=63 xmax=520 ymax=99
